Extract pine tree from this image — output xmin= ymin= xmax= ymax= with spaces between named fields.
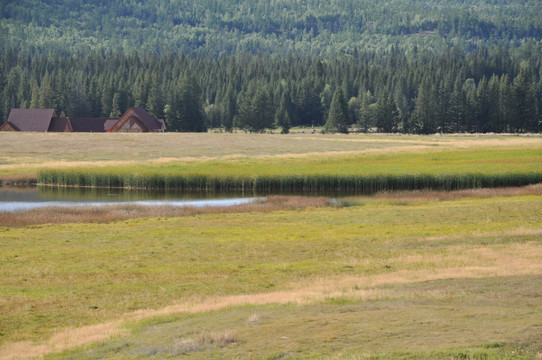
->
xmin=411 ymin=76 xmax=437 ymax=134
xmin=222 ymin=84 xmax=236 ymax=132
xmin=109 ymin=92 xmax=122 ymax=118
xmin=324 ymin=87 xmax=349 ymax=133
xmin=30 ymin=83 xmax=40 ymax=109
xmin=475 ymin=76 xmax=490 ymax=132
xmin=499 ymin=74 xmax=514 ymax=132
xmin=487 ymin=74 xmax=501 ymax=132
xmin=166 ymin=74 xmax=206 ymax=132
xmin=100 ymin=81 xmax=113 ymax=118
xmin=70 ymin=83 xmax=91 ymax=117
xmin=275 ymin=90 xmax=291 ymax=134
xmin=39 ymin=74 xmax=56 ymax=109
xmin=357 ymin=91 xmax=372 ymax=133
xmin=513 ymin=69 xmax=537 ymax=132
xmin=375 ymin=92 xmax=399 ymax=133
xmin=448 ymin=76 xmax=464 ymax=133
xmin=436 ymin=76 xmax=452 ymax=133
xmin=237 ymin=84 xmax=274 ymax=133
xmin=147 ymin=72 xmax=164 ymax=120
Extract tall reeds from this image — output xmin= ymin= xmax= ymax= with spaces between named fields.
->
xmin=38 ymin=170 xmax=542 ymax=194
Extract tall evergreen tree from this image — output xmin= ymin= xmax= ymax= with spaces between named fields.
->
xmin=39 ymin=73 xmax=55 ymax=109
xmin=411 ymin=76 xmax=437 ymax=134
xmin=275 ymin=90 xmax=291 ymax=134
xmin=475 ymin=76 xmax=490 ymax=132
xmin=513 ymin=69 xmax=537 ymax=132
xmin=357 ymin=91 xmax=373 ymax=132
xmin=499 ymin=74 xmax=514 ymax=132
xmin=109 ymin=92 xmax=122 ymax=118
xmin=436 ymin=76 xmax=452 ymax=133
xmin=222 ymin=84 xmax=236 ymax=132
xmin=147 ymin=72 xmax=165 ymax=120
xmin=324 ymin=87 xmax=349 ymax=133
xmin=237 ymin=84 xmax=274 ymax=133
xmin=29 ymin=83 xmax=40 ymax=109
xmin=375 ymin=92 xmax=399 ymax=133
xmin=166 ymin=74 xmax=206 ymax=132
xmin=487 ymin=74 xmax=501 ymax=132
xmin=448 ymin=76 xmax=464 ymax=133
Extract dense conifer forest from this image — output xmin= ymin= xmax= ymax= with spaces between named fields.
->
xmin=1 ymin=0 xmax=541 ymax=133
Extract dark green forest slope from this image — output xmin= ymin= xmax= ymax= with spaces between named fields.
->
xmin=2 ymin=0 xmax=542 ymax=55
xmin=1 ymin=0 xmax=541 ymax=133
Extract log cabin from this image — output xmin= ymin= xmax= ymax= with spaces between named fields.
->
xmin=0 ymin=108 xmax=165 ymax=132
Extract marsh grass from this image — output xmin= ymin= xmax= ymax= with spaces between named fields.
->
xmin=38 ymin=147 xmax=542 ymax=192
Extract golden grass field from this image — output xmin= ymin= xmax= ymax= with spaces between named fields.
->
xmin=0 ymin=133 xmax=541 ymax=359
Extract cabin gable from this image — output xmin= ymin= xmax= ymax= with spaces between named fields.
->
xmin=0 ymin=122 xmax=18 ymax=131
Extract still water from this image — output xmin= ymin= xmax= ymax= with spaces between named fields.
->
xmin=0 ymin=187 xmax=262 ymax=213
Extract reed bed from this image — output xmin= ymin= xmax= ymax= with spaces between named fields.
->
xmin=37 ymin=146 xmax=542 ymax=193
xmin=38 ymin=170 xmax=542 ymax=194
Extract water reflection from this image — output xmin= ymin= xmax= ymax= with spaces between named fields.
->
xmin=0 ymin=186 xmax=262 ymax=213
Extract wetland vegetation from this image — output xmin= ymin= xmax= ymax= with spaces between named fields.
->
xmin=0 ymin=133 xmax=541 ymax=359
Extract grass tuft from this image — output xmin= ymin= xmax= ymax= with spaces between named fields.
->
xmin=173 ymin=330 xmax=237 ymax=354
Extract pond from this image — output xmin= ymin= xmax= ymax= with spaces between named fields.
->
xmin=0 ymin=186 xmax=262 ymax=213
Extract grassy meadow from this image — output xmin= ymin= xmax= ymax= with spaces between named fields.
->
xmin=0 ymin=132 xmax=541 ymax=359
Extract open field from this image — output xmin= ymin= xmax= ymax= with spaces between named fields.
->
xmin=1 ymin=190 xmax=542 ymax=359
xmin=1 ymin=133 xmax=542 ymax=359
xmin=1 ymin=132 xmax=541 ymax=177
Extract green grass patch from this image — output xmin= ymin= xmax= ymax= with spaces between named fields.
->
xmin=1 ymin=195 xmax=541 ymax=348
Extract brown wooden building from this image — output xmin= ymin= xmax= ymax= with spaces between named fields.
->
xmin=0 ymin=108 xmax=165 ymax=132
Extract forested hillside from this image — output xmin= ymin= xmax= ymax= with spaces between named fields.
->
xmin=1 ymin=0 xmax=541 ymax=133
xmin=2 ymin=0 xmax=542 ymax=55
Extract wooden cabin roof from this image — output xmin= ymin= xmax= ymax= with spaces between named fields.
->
xmin=6 ymin=109 xmax=56 ymax=132
xmin=48 ymin=117 xmax=72 ymax=132
xmin=69 ymin=117 xmax=110 ymax=132
xmin=1 ymin=108 xmax=165 ymax=133
xmin=0 ymin=121 xmax=19 ymax=131
xmin=131 ymin=107 xmax=165 ymax=131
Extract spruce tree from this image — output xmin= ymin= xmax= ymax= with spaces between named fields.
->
xmin=448 ymin=76 xmax=464 ymax=133
xmin=109 ymin=92 xmax=122 ymax=118
xmin=375 ymin=92 xmax=399 ymax=133
xmin=513 ymin=69 xmax=537 ymax=132
xmin=499 ymin=74 xmax=514 ymax=132
xmin=357 ymin=90 xmax=372 ymax=132
xmin=222 ymin=84 xmax=236 ymax=132
xmin=39 ymin=73 xmax=56 ymax=109
xmin=324 ymin=87 xmax=349 ymax=133
xmin=166 ymin=74 xmax=206 ymax=132
xmin=275 ymin=90 xmax=291 ymax=134
xmin=411 ymin=76 xmax=437 ymax=134
xmin=147 ymin=73 xmax=165 ymax=119
xmin=30 ymin=83 xmax=40 ymax=109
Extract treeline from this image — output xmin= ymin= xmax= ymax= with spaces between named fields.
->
xmin=2 ymin=0 xmax=542 ymax=56
xmin=1 ymin=43 xmax=541 ymax=133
